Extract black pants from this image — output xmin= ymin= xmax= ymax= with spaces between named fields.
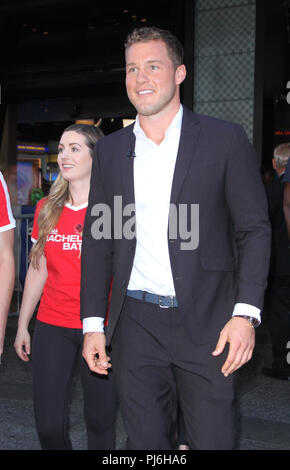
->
xmin=176 ymin=406 xmax=188 ymax=446
xmin=267 ymin=277 xmax=290 ymax=371
xmin=111 ymin=296 xmax=237 ymax=450
xmin=32 ymin=320 xmax=118 ymax=450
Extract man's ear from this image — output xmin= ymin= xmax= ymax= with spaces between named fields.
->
xmin=175 ymin=64 xmax=187 ymax=86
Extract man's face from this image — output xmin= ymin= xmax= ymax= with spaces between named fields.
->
xmin=125 ymin=40 xmax=185 ymax=118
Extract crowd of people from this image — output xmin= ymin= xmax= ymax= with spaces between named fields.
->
xmin=0 ymin=26 xmax=289 ymax=450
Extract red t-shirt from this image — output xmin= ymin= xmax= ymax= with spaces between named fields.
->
xmin=0 ymin=171 xmax=16 ymax=232
xmin=31 ymin=199 xmax=87 ymax=329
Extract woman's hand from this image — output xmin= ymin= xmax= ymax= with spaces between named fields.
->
xmin=14 ymin=327 xmax=31 ymax=362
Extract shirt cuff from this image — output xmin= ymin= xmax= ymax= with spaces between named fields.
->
xmin=232 ymin=303 xmax=261 ymax=325
xmin=82 ymin=317 xmax=105 ymax=334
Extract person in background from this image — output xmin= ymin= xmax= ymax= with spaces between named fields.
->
xmin=262 ymin=143 xmax=290 ymax=380
xmin=0 ymin=171 xmax=15 ymax=362
xmin=14 ymin=124 xmax=118 ymax=450
xmin=283 ymin=149 xmax=290 ymax=240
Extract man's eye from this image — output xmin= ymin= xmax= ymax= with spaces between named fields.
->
xmin=72 ymin=147 xmax=79 ymax=152
xmin=150 ymin=65 xmax=158 ymax=70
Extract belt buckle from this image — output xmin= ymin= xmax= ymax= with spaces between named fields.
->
xmin=158 ymin=295 xmax=173 ymax=309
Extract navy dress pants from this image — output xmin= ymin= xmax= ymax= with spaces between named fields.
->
xmin=111 ymin=296 xmax=237 ymax=450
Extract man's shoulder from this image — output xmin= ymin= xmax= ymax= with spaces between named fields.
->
xmin=183 ymin=106 xmax=243 ymax=134
xmin=98 ymin=124 xmax=134 ymax=149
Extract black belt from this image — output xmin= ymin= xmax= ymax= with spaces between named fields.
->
xmin=126 ymin=290 xmax=178 ymax=308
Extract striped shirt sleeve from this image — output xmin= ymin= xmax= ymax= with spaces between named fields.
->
xmin=0 ymin=171 xmax=16 ymax=232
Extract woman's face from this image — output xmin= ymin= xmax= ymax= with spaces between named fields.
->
xmin=57 ymin=131 xmax=92 ymax=183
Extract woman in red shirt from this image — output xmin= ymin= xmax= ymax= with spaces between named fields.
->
xmin=14 ymin=124 xmax=118 ymax=450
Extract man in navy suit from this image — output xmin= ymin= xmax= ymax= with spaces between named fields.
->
xmin=81 ymin=27 xmax=271 ymax=449
xmin=263 ymin=144 xmax=290 ymax=380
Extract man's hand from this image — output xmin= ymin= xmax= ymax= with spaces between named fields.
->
xmin=82 ymin=332 xmax=111 ymax=375
xmin=212 ymin=317 xmax=255 ymax=377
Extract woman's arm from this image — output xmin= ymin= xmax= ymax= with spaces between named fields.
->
xmin=0 ymin=229 xmax=15 ymax=357
xmin=14 ymin=254 xmax=48 ymax=361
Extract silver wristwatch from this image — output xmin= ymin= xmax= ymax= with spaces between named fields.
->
xmin=234 ymin=315 xmax=259 ymax=328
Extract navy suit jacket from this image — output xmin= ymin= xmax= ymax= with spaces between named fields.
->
xmin=80 ymin=107 xmax=271 ymax=345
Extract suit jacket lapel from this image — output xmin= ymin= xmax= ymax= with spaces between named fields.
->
xmin=170 ymin=107 xmax=201 ymax=206
xmin=118 ymin=108 xmax=201 ymax=207
xmin=119 ymin=124 xmax=136 ymax=206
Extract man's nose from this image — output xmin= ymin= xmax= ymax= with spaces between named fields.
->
xmin=136 ymin=68 xmax=149 ymax=83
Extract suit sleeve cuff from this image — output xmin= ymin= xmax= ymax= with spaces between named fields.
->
xmin=232 ymin=303 xmax=261 ymax=324
xmin=82 ymin=317 xmax=105 ymax=334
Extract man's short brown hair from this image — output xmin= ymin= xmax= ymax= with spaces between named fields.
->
xmin=125 ymin=26 xmax=184 ymax=69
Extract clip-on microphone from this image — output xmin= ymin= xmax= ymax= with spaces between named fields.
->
xmin=126 ymin=132 xmax=136 ymax=159
xmin=126 ymin=150 xmax=136 ymax=159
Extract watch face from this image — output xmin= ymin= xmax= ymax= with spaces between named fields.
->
xmin=248 ymin=317 xmax=258 ymax=327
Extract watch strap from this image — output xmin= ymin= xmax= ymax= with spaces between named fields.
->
xmin=234 ymin=315 xmax=259 ymax=328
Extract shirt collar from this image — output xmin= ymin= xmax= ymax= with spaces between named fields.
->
xmin=133 ymin=105 xmax=183 ymax=140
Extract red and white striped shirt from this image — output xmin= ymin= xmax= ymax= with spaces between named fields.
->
xmin=0 ymin=171 xmax=16 ymax=232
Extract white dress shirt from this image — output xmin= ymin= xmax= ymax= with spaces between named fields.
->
xmin=127 ymin=106 xmax=182 ymax=295
xmin=83 ymin=106 xmax=261 ymax=333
